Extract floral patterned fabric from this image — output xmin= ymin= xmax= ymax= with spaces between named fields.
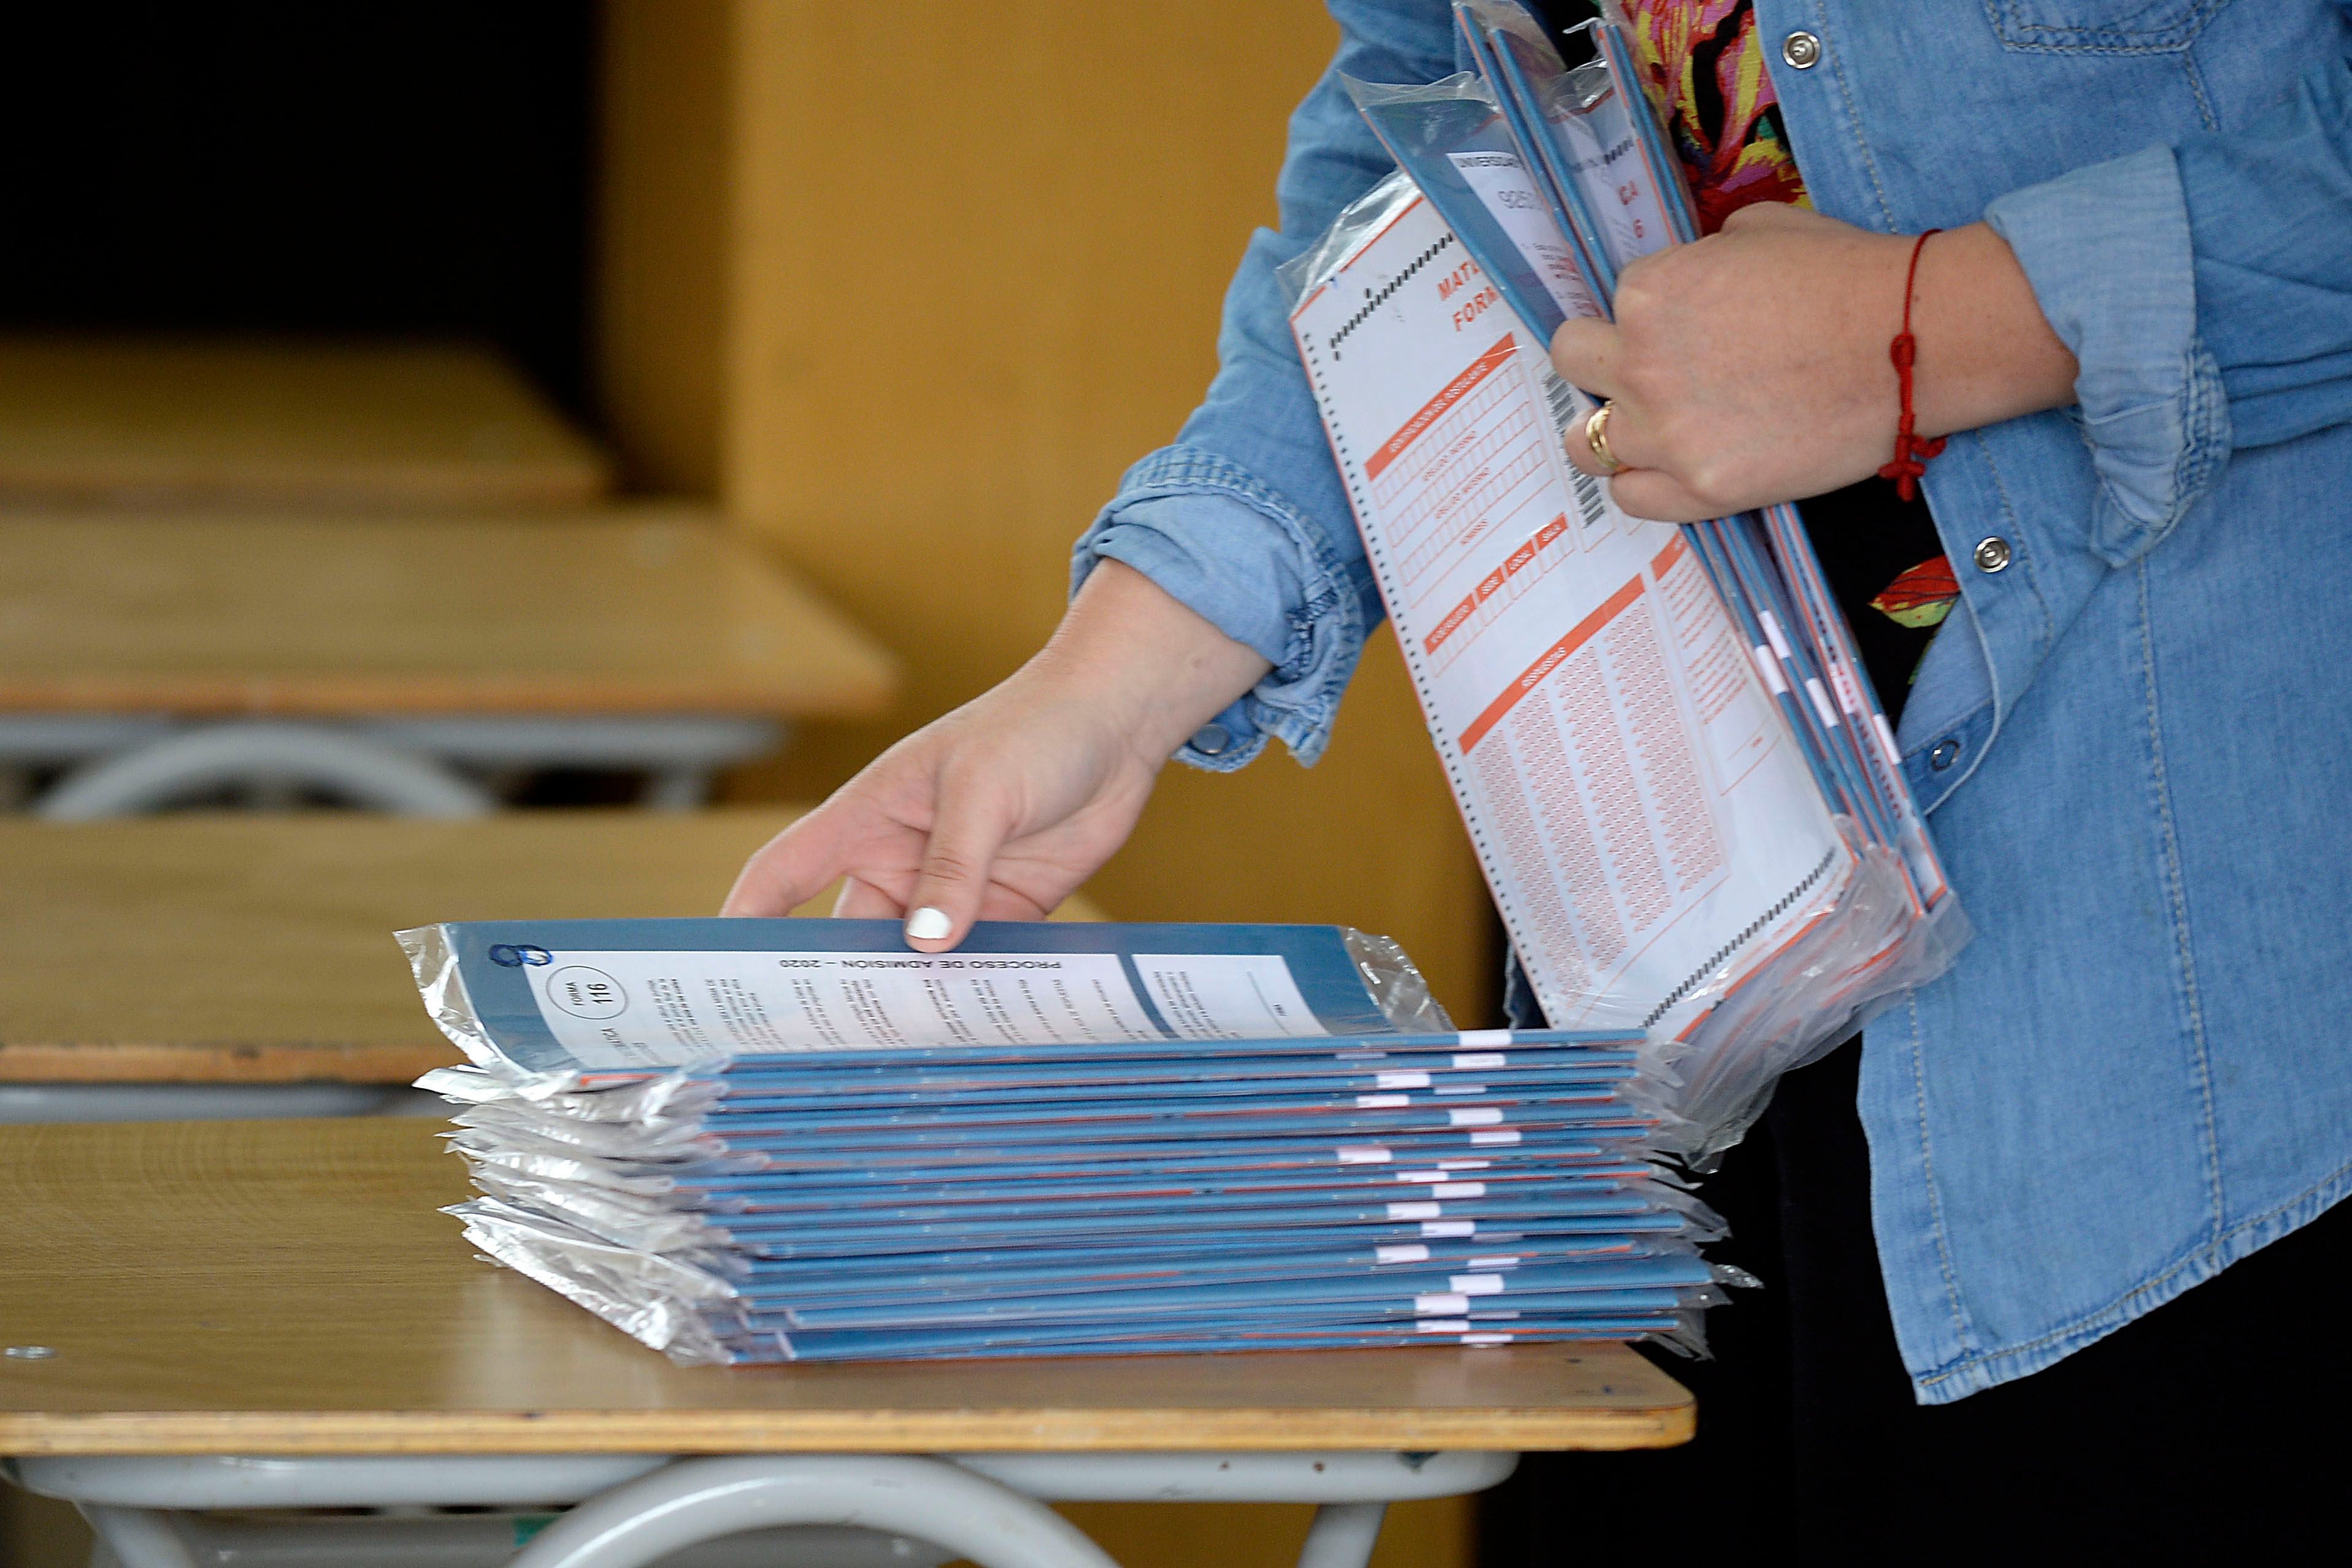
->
xmin=1617 ymin=0 xmax=1959 ymax=653
xmin=1619 ymin=0 xmax=1807 ymax=234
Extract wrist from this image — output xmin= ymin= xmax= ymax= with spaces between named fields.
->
xmin=1907 ymin=223 xmax=2080 ymax=440
xmin=1030 ymin=558 xmax=1270 ymax=763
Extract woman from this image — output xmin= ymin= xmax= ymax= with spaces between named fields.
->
xmin=728 ymin=1 xmax=2352 ymax=1551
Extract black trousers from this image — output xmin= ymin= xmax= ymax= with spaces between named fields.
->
xmin=1480 ymin=1039 xmax=2352 ymax=1561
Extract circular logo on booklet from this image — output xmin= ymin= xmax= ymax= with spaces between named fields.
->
xmin=488 ymin=944 xmax=553 ymax=967
xmin=545 ymin=965 xmax=628 ymax=1020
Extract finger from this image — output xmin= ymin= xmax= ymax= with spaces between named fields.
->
xmin=974 ymin=880 xmax=1056 ymax=923
xmin=832 ymin=875 xmax=904 ymax=920
xmin=1561 ymin=398 xmax=1615 ymax=477
xmin=899 ymin=773 xmax=1021 ymax=952
xmin=1548 ymin=317 xmax=1621 ymax=400
xmin=1562 ymin=397 xmax=1667 ymax=479
xmin=720 ymin=808 xmax=861 ymax=917
xmin=1608 ymin=467 xmax=1727 ymax=525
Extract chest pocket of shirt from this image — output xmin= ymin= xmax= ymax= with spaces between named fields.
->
xmin=1982 ymin=0 xmax=2228 ymax=52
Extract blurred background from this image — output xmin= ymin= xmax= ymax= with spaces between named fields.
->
xmin=0 ymin=0 xmax=1494 ymax=1007
xmin=0 ymin=4 xmax=1505 ymax=1566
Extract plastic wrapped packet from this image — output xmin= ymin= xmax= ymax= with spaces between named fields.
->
xmin=397 ymin=918 xmax=1453 ymax=1085
xmin=1342 ymin=72 xmax=1603 ymax=337
xmin=1285 ymin=49 xmax=1967 ymax=1162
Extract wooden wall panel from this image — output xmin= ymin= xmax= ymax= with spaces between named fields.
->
xmin=598 ymin=0 xmax=1497 ymax=1009
xmin=596 ymin=0 xmax=729 ymax=495
xmin=646 ymin=1 xmax=1496 ymax=1026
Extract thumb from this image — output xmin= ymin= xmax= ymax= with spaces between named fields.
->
xmin=899 ymin=775 xmax=1020 ymax=952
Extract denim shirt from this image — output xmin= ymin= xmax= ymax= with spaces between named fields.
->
xmin=1072 ymin=0 xmax=2352 ymax=1402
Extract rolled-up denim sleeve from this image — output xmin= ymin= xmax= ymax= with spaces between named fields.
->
xmin=1984 ymin=46 xmax=2352 ymax=566
xmin=1070 ymin=0 xmax=1458 ymax=771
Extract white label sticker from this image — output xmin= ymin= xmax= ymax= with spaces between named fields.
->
xmin=1469 ymin=1128 xmax=1522 ymax=1146
xmin=1760 ymin=610 xmax=1794 ymax=661
xmin=1467 ymin=1254 xmax=1523 ymax=1270
xmin=1445 ymin=150 xmax=1602 ymax=321
xmin=521 ymin=948 xmax=1165 ymax=1068
xmin=1422 ymin=1220 xmax=1477 ymax=1237
xmin=1463 ymin=1331 xmax=1515 ymax=1346
xmin=1827 ymin=658 xmax=1863 ymax=716
xmin=1336 ymin=1145 xmax=1392 ymax=1166
xmin=1417 ymin=1318 xmax=1473 ymax=1333
xmin=1431 ymin=1182 xmax=1488 ymax=1199
xmin=1548 ymin=88 xmax=1675 ymax=267
xmin=1375 ymin=1243 xmax=1431 ymax=1264
xmin=1874 ymin=713 xmax=1904 ymax=769
xmin=1805 ymin=677 xmax=1842 ymax=730
xmin=1754 ymin=645 xmax=1791 ymax=696
xmin=1451 ymin=1273 xmax=1507 ymax=1296
xmin=1415 ymin=1292 xmax=1472 ymax=1315
xmin=1455 ymin=1029 xmax=1513 ymax=1048
xmin=1448 ymin=1107 xmax=1505 ymax=1127
xmin=1131 ymin=953 xmax=1327 ymax=1040
xmin=1356 ymin=1093 xmax=1412 ymax=1109
xmin=1388 ymin=1201 xmax=1443 ymax=1221
xmin=1375 ymin=1070 xmax=1432 ymax=1090
xmin=1451 ymin=1051 xmax=1507 ymax=1069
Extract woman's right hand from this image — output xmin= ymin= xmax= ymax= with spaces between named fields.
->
xmin=721 ymin=560 xmax=1270 ymax=951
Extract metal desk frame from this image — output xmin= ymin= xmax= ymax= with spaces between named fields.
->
xmin=0 ymin=715 xmax=785 ymax=816
xmin=12 ymin=1450 xmax=1515 ymax=1568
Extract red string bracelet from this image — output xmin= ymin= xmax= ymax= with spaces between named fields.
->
xmin=1878 ymin=228 xmax=1945 ymax=502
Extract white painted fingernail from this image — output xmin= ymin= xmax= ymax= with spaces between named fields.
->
xmin=904 ymin=907 xmax=951 ymax=942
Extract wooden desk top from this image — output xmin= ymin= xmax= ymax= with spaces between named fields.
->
xmin=0 ymin=506 xmax=896 ymax=718
xmin=0 ymin=1118 xmax=1693 ymax=1455
xmin=0 ymin=811 xmax=1103 ymax=1085
xmin=0 ymin=338 xmax=612 ymax=510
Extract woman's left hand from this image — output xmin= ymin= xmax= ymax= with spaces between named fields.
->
xmin=1551 ymin=204 xmax=2078 ymax=523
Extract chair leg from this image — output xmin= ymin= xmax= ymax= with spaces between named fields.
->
xmin=76 ymin=1506 xmax=202 ymax=1568
xmin=1295 ymin=1502 xmax=1388 ymax=1568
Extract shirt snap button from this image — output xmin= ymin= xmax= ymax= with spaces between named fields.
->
xmin=1973 ymin=536 xmax=2013 ymax=573
xmin=1929 ymin=737 xmax=1962 ymax=771
xmin=1781 ymin=31 xmax=1822 ymax=69
xmin=1191 ymin=723 xmax=1231 ymax=757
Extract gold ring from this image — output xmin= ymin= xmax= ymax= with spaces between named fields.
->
xmin=1583 ymin=401 xmax=1625 ymax=475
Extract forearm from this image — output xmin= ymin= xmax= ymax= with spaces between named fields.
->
xmin=1912 ymin=223 xmax=2080 ymax=442
xmin=1028 ymin=558 xmax=1271 ymax=766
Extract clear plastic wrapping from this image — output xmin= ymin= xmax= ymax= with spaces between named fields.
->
xmin=405 ymin=918 xmax=1732 ymax=1364
xmin=1284 ymin=3 xmax=1967 ymax=1164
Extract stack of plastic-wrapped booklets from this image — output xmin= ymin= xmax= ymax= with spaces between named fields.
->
xmin=405 ymin=917 xmax=1740 ymax=1366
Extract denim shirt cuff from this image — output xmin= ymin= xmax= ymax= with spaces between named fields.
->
xmin=1070 ymin=445 xmax=1374 ymax=772
xmin=1985 ymin=145 xmax=2232 ymax=566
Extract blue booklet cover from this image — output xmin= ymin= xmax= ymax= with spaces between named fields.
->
xmin=407 ymin=918 xmax=1476 ymax=1077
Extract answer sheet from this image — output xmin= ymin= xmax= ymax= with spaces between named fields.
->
xmin=1289 ymin=193 xmax=1850 ymax=1034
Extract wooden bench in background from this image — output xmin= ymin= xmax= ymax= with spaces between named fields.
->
xmin=0 ymin=337 xmax=612 ymax=511
xmin=0 ymin=807 xmax=1100 ymax=1118
xmin=0 ymin=509 xmax=897 ymax=813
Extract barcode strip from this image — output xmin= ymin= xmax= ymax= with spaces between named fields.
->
xmin=1540 ymin=367 xmax=1609 ymax=529
xmin=1569 ymin=467 xmax=1606 ymax=529
xmin=1540 ymin=367 xmax=1580 ymax=434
